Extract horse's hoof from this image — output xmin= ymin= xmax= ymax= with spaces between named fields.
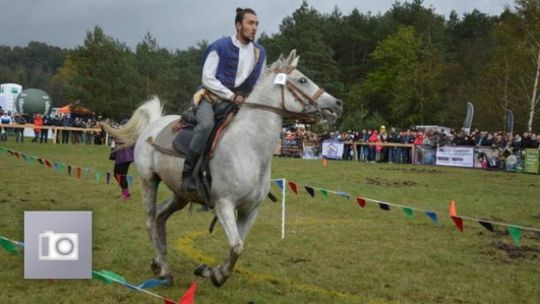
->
xmin=160 ymin=274 xmax=174 ymax=287
xmin=210 ymin=269 xmax=226 ymax=287
xmin=150 ymin=259 xmax=161 ymax=275
xmin=194 ymin=264 xmax=211 ymax=278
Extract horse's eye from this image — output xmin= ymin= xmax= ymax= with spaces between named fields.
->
xmin=299 ymin=77 xmax=307 ymax=84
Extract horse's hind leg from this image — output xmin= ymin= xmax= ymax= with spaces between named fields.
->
xmin=153 ymin=193 xmax=190 ymax=283
xmin=140 ymin=175 xmax=172 ymax=282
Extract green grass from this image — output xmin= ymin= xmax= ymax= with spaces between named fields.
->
xmin=1 ymin=140 xmax=539 ymax=303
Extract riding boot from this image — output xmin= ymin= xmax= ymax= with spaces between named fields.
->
xmin=181 ymin=150 xmax=200 ymax=192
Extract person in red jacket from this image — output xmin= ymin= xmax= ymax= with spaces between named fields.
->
xmin=32 ymin=113 xmax=43 ymax=143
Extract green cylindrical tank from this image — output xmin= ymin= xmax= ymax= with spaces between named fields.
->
xmin=15 ymin=88 xmax=52 ymax=115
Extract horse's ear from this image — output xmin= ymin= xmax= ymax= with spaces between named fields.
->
xmin=291 ymin=55 xmax=300 ymax=68
xmin=269 ymin=59 xmax=281 ymax=71
xmin=286 ymin=50 xmax=297 ymax=65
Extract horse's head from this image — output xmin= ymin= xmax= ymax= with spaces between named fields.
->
xmin=253 ymin=50 xmax=343 ymax=123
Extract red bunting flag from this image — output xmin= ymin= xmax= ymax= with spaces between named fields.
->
xmin=44 ymin=160 xmax=52 ymax=168
xmin=287 ymin=181 xmax=298 ymax=194
xmin=76 ymin=167 xmax=82 ymax=179
xmin=179 ymin=281 xmax=197 ymax=304
xmin=451 ymin=216 xmax=463 ymax=232
xmin=14 ymin=152 xmax=20 ymax=160
xmin=163 ymin=299 xmax=176 ymax=304
xmin=356 ymin=197 xmax=366 ymax=208
xmin=115 ymin=174 xmax=122 ymax=184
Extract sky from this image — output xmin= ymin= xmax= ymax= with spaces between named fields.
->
xmin=0 ymin=0 xmax=515 ymax=51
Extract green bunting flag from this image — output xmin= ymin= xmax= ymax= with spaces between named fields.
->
xmin=95 ymin=171 xmax=101 ymax=183
xmin=92 ymin=270 xmax=126 ymax=285
xmin=59 ymin=163 xmax=65 ymax=171
xmin=402 ymin=207 xmax=414 ymax=219
xmin=508 ymin=226 xmax=522 ymax=246
xmin=0 ymin=236 xmax=19 ymax=255
xmin=319 ymin=189 xmax=328 ymax=198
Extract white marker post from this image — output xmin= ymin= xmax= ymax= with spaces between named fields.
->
xmin=281 ymin=178 xmax=287 ymax=239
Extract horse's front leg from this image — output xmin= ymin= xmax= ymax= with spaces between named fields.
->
xmin=196 ymin=197 xmax=243 ymax=287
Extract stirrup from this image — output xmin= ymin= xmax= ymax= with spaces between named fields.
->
xmin=181 ymin=176 xmax=198 ymax=192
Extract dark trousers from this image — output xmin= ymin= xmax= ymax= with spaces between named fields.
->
xmin=15 ymin=129 xmax=24 ymax=142
xmin=189 ymin=100 xmax=215 ymax=154
xmin=0 ymin=128 xmax=7 ymax=142
xmin=62 ymin=130 xmax=70 ymax=144
xmin=32 ymin=131 xmax=40 ymax=143
xmin=40 ymin=129 xmax=48 ymax=143
xmin=114 ymin=162 xmax=131 ymax=190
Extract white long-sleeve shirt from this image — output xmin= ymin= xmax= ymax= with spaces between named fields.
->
xmin=202 ymin=36 xmax=265 ymax=100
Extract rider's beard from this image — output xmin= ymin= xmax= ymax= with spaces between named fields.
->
xmin=239 ymin=27 xmax=254 ymax=43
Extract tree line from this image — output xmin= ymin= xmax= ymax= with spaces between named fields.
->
xmin=1 ymin=0 xmax=539 ymax=132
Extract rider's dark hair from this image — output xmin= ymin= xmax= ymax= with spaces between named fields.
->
xmin=235 ymin=8 xmax=256 ymax=25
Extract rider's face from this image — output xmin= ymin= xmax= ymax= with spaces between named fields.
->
xmin=236 ymin=13 xmax=258 ymax=42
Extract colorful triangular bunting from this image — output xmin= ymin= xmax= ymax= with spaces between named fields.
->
xmin=379 ymin=203 xmax=390 ymax=211
xmin=451 ymin=216 xmax=464 ymax=232
xmin=479 ymin=221 xmax=494 ymax=232
xmin=425 ymin=211 xmax=438 ymax=225
xmin=356 ymin=197 xmax=366 ymax=208
xmin=0 ymin=236 xmax=19 ymax=255
xmin=304 ymin=186 xmax=315 ymax=197
xmin=287 ymin=181 xmax=298 ymax=194
xmin=508 ymin=226 xmax=522 ymax=246
xmin=179 ymin=281 xmax=197 ymax=304
xmin=402 ymin=207 xmax=414 ymax=219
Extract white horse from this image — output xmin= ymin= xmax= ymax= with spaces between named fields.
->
xmin=103 ymin=50 xmax=342 ymax=287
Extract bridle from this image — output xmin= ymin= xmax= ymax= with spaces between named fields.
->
xmin=241 ymin=66 xmax=326 ymax=121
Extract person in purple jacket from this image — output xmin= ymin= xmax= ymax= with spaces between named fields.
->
xmin=110 ymin=142 xmax=135 ymax=200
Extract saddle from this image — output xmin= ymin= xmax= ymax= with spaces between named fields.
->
xmin=150 ymin=102 xmax=238 ymax=208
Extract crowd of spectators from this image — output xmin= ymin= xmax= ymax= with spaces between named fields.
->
xmin=281 ymin=125 xmax=539 ymax=165
xmin=0 ymin=108 xmax=110 ymax=145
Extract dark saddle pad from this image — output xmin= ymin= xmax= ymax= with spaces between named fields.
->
xmin=151 ymin=102 xmax=237 ymax=158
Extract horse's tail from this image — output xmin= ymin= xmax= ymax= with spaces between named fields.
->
xmin=101 ymin=96 xmax=163 ymax=150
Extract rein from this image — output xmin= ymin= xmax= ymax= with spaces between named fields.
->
xmin=239 ymin=66 xmax=325 ymax=121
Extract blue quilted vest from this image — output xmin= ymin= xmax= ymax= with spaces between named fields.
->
xmin=202 ymin=37 xmax=266 ymax=95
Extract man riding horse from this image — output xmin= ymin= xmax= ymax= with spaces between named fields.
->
xmin=181 ymin=7 xmax=266 ymax=192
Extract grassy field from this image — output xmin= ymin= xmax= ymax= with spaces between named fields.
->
xmin=1 ymin=140 xmax=539 ymax=304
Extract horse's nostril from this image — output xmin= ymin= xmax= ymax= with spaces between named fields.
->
xmin=336 ymin=100 xmax=342 ymax=107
